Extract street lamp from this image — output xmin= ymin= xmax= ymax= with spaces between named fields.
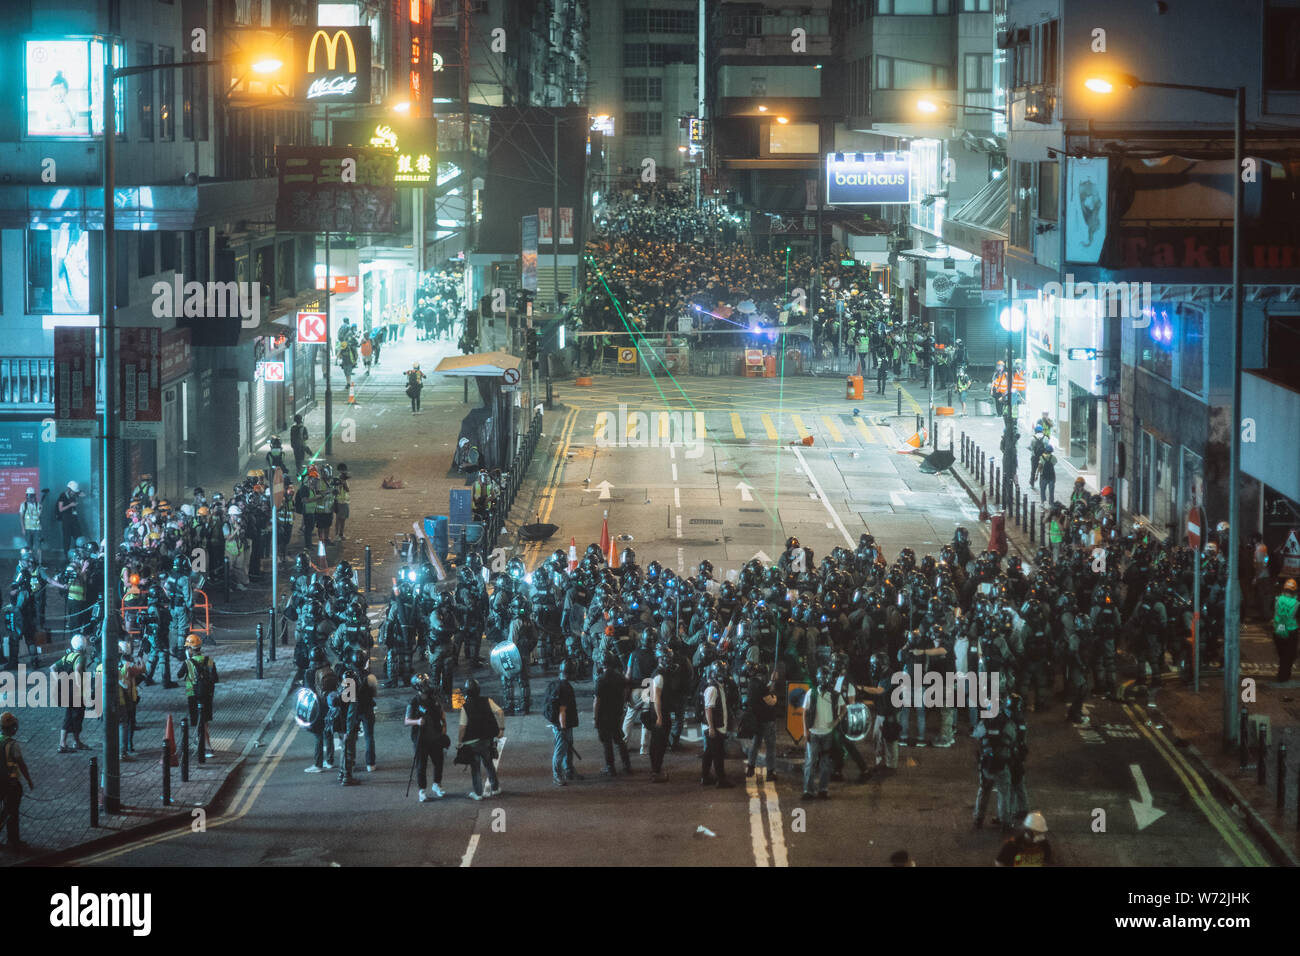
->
xmin=1084 ymin=69 xmax=1246 ymax=749
xmin=914 ymin=96 xmax=1008 ymax=118
xmin=251 ymin=57 xmax=283 ymax=74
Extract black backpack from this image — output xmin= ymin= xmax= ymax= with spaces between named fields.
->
xmin=542 ymin=679 xmax=563 ymax=724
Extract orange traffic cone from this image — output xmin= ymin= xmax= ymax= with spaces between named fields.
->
xmin=568 ymin=537 xmax=578 ymax=573
xmin=978 ymin=490 xmax=990 ymax=522
xmin=347 ymin=383 xmax=358 ymax=405
xmin=609 ymin=537 xmax=620 ymax=569
xmin=898 ymin=429 xmax=924 ymax=450
xmin=599 ymin=513 xmax=611 ymax=556
xmin=163 ymin=714 xmax=179 ymax=767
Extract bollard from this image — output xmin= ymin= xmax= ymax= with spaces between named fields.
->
xmin=225 ymin=559 xmax=231 ymax=602
xmin=1278 ymin=742 xmax=1287 ymax=808
xmin=198 ymin=719 xmax=206 ymax=766
xmin=90 ymin=756 xmax=99 ymax=828
xmin=365 ymin=545 xmax=372 ymax=593
xmin=1258 ymin=731 xmax=1267 ymax=787
xmin=1240 ymin=707 xmax=1249 ymax=770
xmin=961 ymin=433 xmax=966 ymax=467
xmin=897 ymin=388 xmax=902 ymax=416
xmin=181 ymin=716 xmax=190 ymax=782
xmin=993 ymin=466 xmax=1000 ymax=506
xmin=268 ymin=607 xmax=278 ymax=659
xmin=1029 ymin=502 xmax=1036 ymax=543
xmin=162 ymin=739 xmax=172 ymax=806
xmin=257 ymin=622 xmax=264 ymax=679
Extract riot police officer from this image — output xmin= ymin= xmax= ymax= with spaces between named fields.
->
xmin=973 ymin=696 xmax=1017 ymax=829
xmin=426 ymin=591 xmax=458 ymax=706
xmin=163 ymin=554 xmax=195 ymax=683
xmin=382 ymin=580 xmax=417 ymax=688
xmin=302 ymin=645 xmax=338 ymax=773
xmin=502 ymin=597 xmax=536 ymax=715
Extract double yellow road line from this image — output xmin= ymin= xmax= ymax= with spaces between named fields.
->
xmin=524 ymin=406 xmax=580 ymax=570
xmin=1120 ymin=698 xmax=1268 ymax=866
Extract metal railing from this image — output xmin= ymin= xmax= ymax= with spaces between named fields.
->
xmin=479 ymin=409 xmax=544 ymax=555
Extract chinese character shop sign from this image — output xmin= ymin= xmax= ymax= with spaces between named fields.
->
xmin=276 ymin=146 xmax=398 ymax=233
xmin=118 ymin=327 xmax=162 ymax=438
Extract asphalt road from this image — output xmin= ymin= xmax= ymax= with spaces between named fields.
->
xmin=63 ymin=366 xmax=1273 ymax=867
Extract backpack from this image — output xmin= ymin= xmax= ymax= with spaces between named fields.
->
xmin=542 ymin=679 xmax=563 ymax=725
xmin=52 ymin=650 xmax=81 ymax=676
xmin=189 ymin=656 xmax=215 ymax=699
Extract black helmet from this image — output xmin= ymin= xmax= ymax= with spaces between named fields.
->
xmin=309 ymin=644 xmax=329 ymax=665
xmin=698 ymin=559 xmax=714 ymax=580
xmin=708 ymin=660 xmax=727 ymax=683
xmin=466 ymin=552 xmax=484 ymax=573
xmin=349 ymin=646 xmax=369 ymax=668
xmin=173 ymin=554 xmax=190 ymax=573
xmin=786 ymin=536 xmax=800 ymax=551
xmin=620 ymin=547 xmax=636 ymax=566
xmin=640 ymin=630 xmax=656 ymax=651
xmin=815 ymin=666 xmax=834 ymax=690
xmin=411 ymin=672 xmax=433 ymax=694
xmin=655 ymin=642 xmax=673 ymax=665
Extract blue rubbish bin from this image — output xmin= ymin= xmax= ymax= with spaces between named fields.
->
xmin=424 ymin=515 xmax=450 ymax=564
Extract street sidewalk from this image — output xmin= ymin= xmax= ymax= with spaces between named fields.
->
xmin=1 ymin=331 xmax=492 ymax=862
xmin=877 ymin=404 xmax=1300 ymax=865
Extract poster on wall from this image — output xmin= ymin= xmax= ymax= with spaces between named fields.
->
xmin=54 ymin=327 xmax=97 ymax=438
xmin=1065 ymin=157 xmax=1108 ymax=264
xmin=559 ymin=207 xmax=574 ymax=245
xmin=520 ymin=215 xmax=538 ymax=292
xmin=117 ymin=327 xmax=162 ymax=438
xmin=25 ymin=38 xmax=124 ymax=137
xmin=0 ymin=423 xmax=40 ymax=514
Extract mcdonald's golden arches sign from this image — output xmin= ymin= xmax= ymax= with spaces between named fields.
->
xmin=297 ymin=27 xmax=371 ymax=103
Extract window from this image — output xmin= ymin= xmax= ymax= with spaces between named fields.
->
xmin=1037 ymin=160 xmax=1059 ymax=221
xmin=961 ymin=0 xmax=991 ymax=9
xmin=624 ymin=44 xmax=693 ymax=68
xmin=1010 ymin=161 xmax=1034 ymax=248
xmin=136 ymin=42 xmax=153 ymax=141
xmin=1266 ymin=5 xmax=1300 ymax=89
xmin=875 ymin=56 xmax=951 ymax=90
xmin=624 ymin=112 xmax=662 ymax=136
xmin=1153 ymin=438 xmax=1174 ymax=531
xmin=161 ymin=231 xmax=178 ymax=274
xmin=769 ymin=122 xmax=818 ymax=154
xmin=139 ymin=233 xmax=156 ymax=278
xmin=1179 ymin=446 xmax=1204 ymax=523
xmin=623 ymin=77 xmax=663 ymax=101
xmin=1178 ymin=303 xmax=1205 ymax=394
xmin=27 ymin=226 xmax=92 ymax=314
xmin=877 ymin=0 xmax=950 ymax=12
xmin=158 ymin=46 xmax=174 ymax=141
xmin=625 ymin=9 xmax=694 ymax=34
xmin=1014 ymin=19 xmax=1059 ymax=89
xmin=183 ymin=52 xmax=209 ymax=142
xmin=24 ymin=39 xmax=125 ymax=137
xmin=964 ymin=53 xmax=992 ymax=92
xmin=1137 ymin=304 xmax=1175 ymax=382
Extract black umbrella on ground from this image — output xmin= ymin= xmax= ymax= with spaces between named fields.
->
xmin=917 ymin=449 xmax=956 ymax=474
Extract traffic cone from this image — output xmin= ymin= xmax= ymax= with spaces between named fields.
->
xmin=609 ymin=537 xmax=620 ymax=569
xmin=347 ymin=383 xmax=356 ymax=405
xmin=978 ymin=490 xmax=990 ymax=522
xmin=568 ymin=537 xmax=578 ymax=573
xmin=897 ymin=428 xmax=924 ymax=452
xmin=162 ymin=714 xmax=178 ymax=767
xmin=599 ymin=512 xmax=611 ymax=556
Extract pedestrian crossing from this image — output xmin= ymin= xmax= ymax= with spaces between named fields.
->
xmin=587 ymin=408 xmax=897 ymax=447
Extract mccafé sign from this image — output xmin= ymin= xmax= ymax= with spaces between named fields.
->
xmin=298 ymin=27 xmax=371 ymax=103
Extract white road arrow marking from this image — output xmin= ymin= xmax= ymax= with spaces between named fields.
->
xmin=1129 ymin=764 xmax=1166 ymax=830
xmin=736 ymin=481 xmax=754 ymax=503
xmin=587 ymin=480 xmax=613 ymax=500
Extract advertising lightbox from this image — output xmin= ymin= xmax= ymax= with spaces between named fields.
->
xmin=826 ymin=153 xmax=911 ymax=205
xmin=25 ymin=38 xmax=124 ymax=137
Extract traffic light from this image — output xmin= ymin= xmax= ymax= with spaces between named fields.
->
xmin=526 ymin=333 xmax=539 ymax=361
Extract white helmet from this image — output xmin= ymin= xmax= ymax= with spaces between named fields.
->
xmin=1023 ymin=811 xmax=1048 ymax=835
xmin=1216 ymin=521 xmax=1229 ymax=533
xmin=118 ymin=640 xmax=131 ymax=655
xmin=71 ymin=634 xmax=87 ymax=651
xmin=25 ymin=487 xmax=34 ymax=496
xmin=68 ymin=480 xmax=80 ymax=493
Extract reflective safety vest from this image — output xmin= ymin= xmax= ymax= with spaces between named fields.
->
xmin=19 ymin=501 xmax=40 ymax=531
xmin=317 ymin=483 xmax=335 ymax=511
xmin=992 ymin=371 xmax=1009 ymax=396
xmin=67 ymin=576 xmax=86 ymax=602
xmin=1048 ymin=519 xmax=1064 ymax=544
xmin=226 ymin=535 xmax=243 ymax=558
xmin=301 ymin=484 xmax=319 ymax=515
xmin=1012 ymin=372 xmax=1026 ymax=394
xmin=333 ymin=481 xmax=349 ymax=505
xmin=1274 ymin=594 xmax=1299 ymax=636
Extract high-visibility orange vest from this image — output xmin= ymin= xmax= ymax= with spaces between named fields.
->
xmin=992 ymin=371 xmax=1009 ymax=395
xmin=1012 ymin=371 xmax=1026 ymax=394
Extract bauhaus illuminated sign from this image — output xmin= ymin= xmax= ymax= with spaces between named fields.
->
xmin=826 ymin=152 xmax=911 ymax=205
xmin=299 ymin=27 xmax=371 ymax=103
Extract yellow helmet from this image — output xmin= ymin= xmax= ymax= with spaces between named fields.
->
xmin=141 ymin=507 xmax=155 ymax=517
xmin=184 ymin=633 xmax=202 ymax=650
xmin=1286 ymin=579 xmax=1298 ymax=593
xmin=197 ymin=506 xmax=210 ymax=517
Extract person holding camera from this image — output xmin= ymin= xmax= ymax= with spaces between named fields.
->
xmin=405 ymin=673 xmax=448 ymax=801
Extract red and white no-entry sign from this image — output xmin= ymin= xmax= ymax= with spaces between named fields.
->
xmin=297 ymin=311 xmax=327 ymax=344
xmin=1187 ymin=505 xmax=1206 ymax=550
